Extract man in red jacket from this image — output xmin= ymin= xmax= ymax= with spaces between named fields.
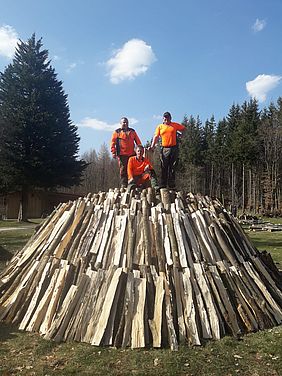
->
xmin=127 ymin=145 xmax=158 ymax=190
xmin=111 ymin=117 xmax=142 ymax=187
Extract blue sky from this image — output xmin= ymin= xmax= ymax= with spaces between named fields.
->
xmin=0 ymin=0 xmax=281 ymax=155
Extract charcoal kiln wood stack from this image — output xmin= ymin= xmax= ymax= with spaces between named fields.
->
xmin=0 ymin=188 xmax=281 ymax=350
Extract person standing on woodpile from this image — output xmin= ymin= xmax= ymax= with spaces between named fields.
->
xmin=127 ymin=145 xmax=159 ymax=190
xmin=148 ymin=111 xmax=186 ymax=189
xmin=111 ymin=117 xmax=142 ymax=188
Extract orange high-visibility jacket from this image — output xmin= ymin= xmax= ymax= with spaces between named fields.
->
xmin=154 ymin=122 xmax=185 ymax=147
xmin=127 ymin=156 xmax=153 ymax=181
xmin=111 ymin=128 xmax=141 ymax=157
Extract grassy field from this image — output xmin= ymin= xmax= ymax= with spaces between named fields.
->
xmin=0 ymin=218 xmax=282 ymax=375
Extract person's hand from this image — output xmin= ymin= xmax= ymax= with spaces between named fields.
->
xmin=144 ymin=164 xmax=150 ymax=171
xmin=112 ymin=153 xmax=117 ymax=159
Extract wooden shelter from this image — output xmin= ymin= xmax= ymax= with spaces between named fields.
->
xmin=0 ymin=190 xmax=81 ymax=219
xmin=0 ymin=188 xmax=281 ymax=350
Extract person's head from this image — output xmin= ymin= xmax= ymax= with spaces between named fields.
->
xmin=135 ymin=144 xmax=144 ymax=159
xmin=120 ymin=117 xmax=129 ymax=130
xmin=163 ymin=112 xmax=172 ymax=125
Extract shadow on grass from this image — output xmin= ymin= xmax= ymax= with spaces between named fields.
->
xmin=0 ymin=245 xmax=13 ymax=262
xmin=0 ymin=322 xmax=22 ymax=342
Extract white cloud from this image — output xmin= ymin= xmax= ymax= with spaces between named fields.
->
xmin=106 ymin=39 xmax=157 ymax=84
xmin=52 ymin=55 xmax=61 ymax=61
xmin=153 ymin=114 xmax=162 ymax=120
xmin=252 ymin=19 xmax=266 ymax=33
xmin=66 ymin=62 xmax=77 ymax=73
xmin=0 ymin=25 xmax=19 ymax=58
xmin=78 ymin=117 xmax=138 ymax=131
xmin=246 ymin=74 xmax=282 ymax=102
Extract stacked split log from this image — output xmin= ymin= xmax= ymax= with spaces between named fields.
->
xmin=0 ymin=188 xmax=282 ymax=350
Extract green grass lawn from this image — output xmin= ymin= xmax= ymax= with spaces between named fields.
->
xmin=0 ymin=228 xmax=36 ymax=273
xmin=247 ymin=230 xmax=282 ymax=266
xmin=0 ymin=218 xmax=282 ymax=375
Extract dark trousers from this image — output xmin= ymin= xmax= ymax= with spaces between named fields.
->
xmin=127 ymin=169 xmax=159 ymax=190
xmin=118 ymin=155 xmax=131 ymax=187
xmin=160 ymin=146 xmax=178 ymax=188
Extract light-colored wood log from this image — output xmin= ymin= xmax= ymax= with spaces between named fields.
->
xmin=131 ymin=276 xmax=146 ymax=348
xmin=148 ymin=274 xmax=165 ymax=347
xmin=193 ymin=263 xmax=221 ymax=340
xmin=91 ymin=267 xmax=123 ymax=346
xmin=179 ymin=269 xmax=201 ymax=345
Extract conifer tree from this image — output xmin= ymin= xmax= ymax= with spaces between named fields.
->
xmin=0 ymin=34 xmax=86 ymax=220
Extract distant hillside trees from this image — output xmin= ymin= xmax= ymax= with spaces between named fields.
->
xmin=177 ymin=98 xmax=282 ymax=215
xmin=0 ymin=34 xmax=86 ymax=221
xmin=80 ymin=143 xmax=120 ymax=193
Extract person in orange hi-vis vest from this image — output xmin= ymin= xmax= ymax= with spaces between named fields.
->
xmin=111 ymin=117 xmax=142 ymax=187
xmin=127 ymin=145 xmax=159 ymax=190
xmin=149 ymin=111 xmax=186 ymax=189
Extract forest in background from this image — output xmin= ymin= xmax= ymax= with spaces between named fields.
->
xmin=76 ymin=98 xmax=282 ymax=216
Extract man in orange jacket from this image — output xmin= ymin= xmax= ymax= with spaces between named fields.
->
xmin=127 ymin=145 xmax=158 ymax=190
xmin=111 ymin=117 xmax=142 ymax=187
xmin=149 ymin=111 xmax=186 ymax=189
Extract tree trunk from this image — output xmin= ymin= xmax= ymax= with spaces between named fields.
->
xmin=18 ymin=185 xmax=29 ymax=222
xmin=242 ymin=163 xmax=245 ymax=212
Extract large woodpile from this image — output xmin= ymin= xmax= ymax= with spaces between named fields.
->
xmin=0 ymin=188 xmax=281 ymax=350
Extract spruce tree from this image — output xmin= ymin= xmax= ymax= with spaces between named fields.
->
xmin=0 ymin=34 xmax=86 ymax=220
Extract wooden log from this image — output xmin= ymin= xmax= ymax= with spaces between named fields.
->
xmin=151 ymin=208 xmax=166 ymax=272
xmin=54 ymin=199 xmax=87 ymax=260
xmin=80 ymin=269 xmax=105 ymax=343
xmin=94 ymin=209 xmax=115 ymax=269
xmin=192 ymin=210 xmax=220 ymax=263
xmin=133 ymin=212 xmax=145 ymax=266
xmin=207 ymin=265 xmax=242 ymax=337
xmin=89 ymin=209 xmax=109 ymax=256
xmin=25 ymin=266 xmax=61 ymax=332
xmin=160 ymin=188 xmax=171 ymax=210
xmin=0 ymin=259 xmax=41 ymax=321
xmin=43 ymin=284 xmax=78 ymax=341
xmin=148 ymin=274 xmax=165 ymax=347
xmin=162 ymin=213 xmax=173 ymax=266
xmin=165 ymin=213 xmax=180 ymax=268
xmin=228 ymin=266 xmax=267 ymax=330
xmin=189 ymin=266 xmax=212 ymax=339
xmin=38 ymin=261 xmax=70 ymax=334
xmin=243 ymin=262 xmax=282 ymax=324
xmin=112 ymin=215 xmax=128 ymax=267
xmin=131 ymin=275 xmax=147 ymax=348
xmin=18 ymin=260 xmax=52 ymax=330
xmin=172 ymin=267 xmax=186 ymax=343
xmin=121 ymin=271 xmax=135 ymax=347
xmin=102 ymin=271 xmax=127 ymax=346
xmin=0 ymin=203 xmax=67 ymax=284
xmin=193 ymin=263 xmax=221 ymax=340
xmin=217 ymin=261 xmax=258 ymax=332
xmin=180 ymin=211 xmax=202 ymax=262
xmin=161 ymin=272 xmax=178 ymax=351
xmin=126 ymin=215 xmax=136 ymax=269
xmin=179 ymin=269 xmax=201 ymax=346
xmin=171 ymin=205 xmax=188 ymax=268
xmin=251 ymin=256 xmax=282 ymax=304
xmin=141 ymin=197 xmax=152 ymax=265
xmin=91 ymin=267 xmax=123 ymax=346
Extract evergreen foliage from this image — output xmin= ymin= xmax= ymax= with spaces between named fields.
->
xmin=0 ymin=34 xmax=86 ymax=199
xmin=177 ymin=98 xmax=282 ymax=214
